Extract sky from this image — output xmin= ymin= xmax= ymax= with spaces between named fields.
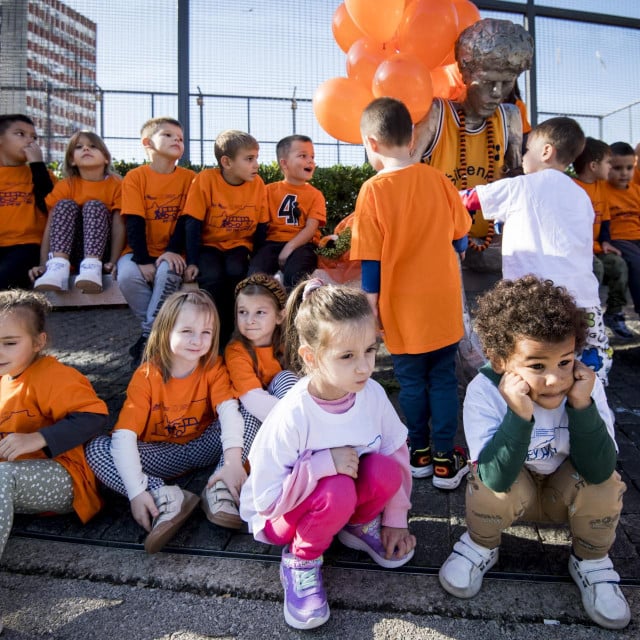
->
xmin=61 ymin=1 xmax=640 ymax=165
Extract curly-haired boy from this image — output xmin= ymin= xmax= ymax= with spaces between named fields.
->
xmin=439 ymin=275 xmax=630 ymax=630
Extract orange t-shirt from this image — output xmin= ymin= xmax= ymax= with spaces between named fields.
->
xmin=182 ymin=168 xmax=268 ymax=251
xmin=45 ymin=174 xmax=122 ymax=211
xmin=121 ymin=164 xmax=195 ymax=257
xmin=351 ymin=163 xmax=471 ymax=354
xmin=224 ymin=340 xmax=282 ymax=396
xmin=0 ymin=355 xmax=107 ymax=522
xmin=604 ymin=181 xmax=640 ymax=241
xmin=573 ymin=178 xmax=610 ymax=253
xmin=515 ymin=99 xmax=531 ymax=135
xmin=265 ymin=181 xmax=326 ymax=244
xmin=0 ymin=165 xmax=55 ymax=246
xmin=114 ymin=358 xmax=235 ymax=444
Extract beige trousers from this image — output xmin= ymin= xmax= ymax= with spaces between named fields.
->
xmin=465 ymin=459 xmax=626 ymax=560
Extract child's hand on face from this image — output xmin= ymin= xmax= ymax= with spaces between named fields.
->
xmin=130 ymin=490 xmax=159 ymax=532
xmin=330 ymin=446 xmax=359 ymax=479
xmin=23 ymin=140 xmax=44 ymax=163
xmin=381 ymin=526 xmax=416 ymax=560
xmin=498 ymin=371 xmax=534 ymax=421
xmin=567 ymin=360 xmax=595 ymax=410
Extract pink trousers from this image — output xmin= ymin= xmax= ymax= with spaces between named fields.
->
xmin=263 ymin=452 xmax=402 ymax=560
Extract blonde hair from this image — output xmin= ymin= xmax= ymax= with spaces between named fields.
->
xmin=63 ymin=130 xmax=118 ymax=178
xmin=283 ymin=279 xmax=374 ymax=375
xmin=214 ymin=130 xmax=258 ymax=165
xmin=140 ymin=116 xmax=183 ymax=140
xmin=0 ymin=289 xmax=50 ymax=342
xmin=143 ymin=289 xmax=220 ymax=381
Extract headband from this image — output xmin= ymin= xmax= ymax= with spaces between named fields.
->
xmin=302 ymin=277 xmax=324 ymax=301
xmin=235 ymin=273 xmax=288 ymax=309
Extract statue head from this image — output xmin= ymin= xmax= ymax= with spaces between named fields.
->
xmin=455 ymin=19 xmax=534 ymax=123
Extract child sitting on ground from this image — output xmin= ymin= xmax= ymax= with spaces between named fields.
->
xmin=248 ymin=135 xmax=326 ymax=289
xmin=117 ymin=117 xmax=195 ymax=369
xmin=182 ymin=130 xmax=268 ymax=346
xmin=0 ymin=114 xmax=55 ymax=290
xmin=604 ymin=141 xmax=640 ymax=322
xmin=573 ymin=137 xmax=633 ymax=340
xmin=85 ymin=290 xmax=251 ymax=550
xmin=240 ymin=279 xmax=415 ymax=630
xmin=31 ymin=131 xmax=124 ymax=293
xmin=0 ymin=290 xmax=108 ymax=588
xmin=439 ymin=275 xmax=630 ymax=630
xmin=464 ymin=117 xmax=613 ymax=384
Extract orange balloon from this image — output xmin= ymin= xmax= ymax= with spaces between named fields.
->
xmin=345 ymin=0 xmax=404 ymax=44
xmin=440 ymin=47 xmax=456 ymax=67
xmin=453 ymin=0 xmax=481 ymax=33
xmin=313 ymin=77 xmax=373 ymax=144
xmin=397 ymin=0 xmax=459 ymax=70
xmin=430 ymin=63 xmax=465 ymax=100
xmin=372 ymin=53 xmax=433 ymax=123
xmin=347 ymin=38 xmax=396 ymax=89
xmin=332 ymin=3 xmax=364 ymax=54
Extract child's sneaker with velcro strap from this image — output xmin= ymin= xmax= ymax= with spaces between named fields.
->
xmin=337 ymin=514 xmax=414 ymax=569
xmin=568 ymin=553 xmax=630 ymax=629
xmin=33 ymin=256 xmax=70 ymax=291
xmin=432 ymin=446 xmax=469 ymax=489
xmin=439 ymin=531 xmax=498 ymax=598
xmin=75 ymin=257 xmax=103 ymax=293
xmin=409 ymin=446 xmax=433 ymax=478
xmin=280 ymin=546 xmax=330 ymax=630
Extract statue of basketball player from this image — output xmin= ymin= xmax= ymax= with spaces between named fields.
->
xmin=412 ymin=18 xmax=534 ymax=250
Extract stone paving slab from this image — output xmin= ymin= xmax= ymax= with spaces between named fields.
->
xmin=10 ymin=284 xmax=640 ymax=583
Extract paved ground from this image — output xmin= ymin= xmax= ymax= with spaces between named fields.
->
xmin=1 ymin=269 xmax=639 ymax=636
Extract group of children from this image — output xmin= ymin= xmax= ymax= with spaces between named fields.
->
xmin=0 ymin=99 xmax=635 ymax=632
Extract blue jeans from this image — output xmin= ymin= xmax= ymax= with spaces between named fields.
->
xmin=391 ymin=343 xmax=459 ymax=454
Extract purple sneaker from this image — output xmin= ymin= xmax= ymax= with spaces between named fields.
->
xmin=337 ymin=514 xmax=415 ymax=569
xmin=280 ymin=547 xmax=330 ymax=630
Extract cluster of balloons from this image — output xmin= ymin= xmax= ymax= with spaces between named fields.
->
xmin=313 ymin=0 xmax=481 ymax=143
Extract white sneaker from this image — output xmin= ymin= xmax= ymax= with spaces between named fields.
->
xmin=144 ymin=485 xmax=199 ymax=554
xmin=201 ymin=480 xmax=242 ymax=529
xmin=75 ymin=257 xmax=103 ymax=293
xmin=33 ymin=257 xmax=70 ymax=291
xmin=568 ymin=554 xmax=631 ymax=629
xmin=438 ymin=531 xmax=498 ymax=598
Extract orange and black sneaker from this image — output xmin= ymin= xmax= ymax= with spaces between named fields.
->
xmin=409 ymin=446 xmax=433 ymax=478
xmin=432 ymin=446 xmax=469 ymax=490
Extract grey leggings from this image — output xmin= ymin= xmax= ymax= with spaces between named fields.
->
xmin=0 ymin=459 xmax=74 ymax=558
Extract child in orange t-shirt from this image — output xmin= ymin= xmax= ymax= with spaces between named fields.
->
xmin=351 ymin=98 xmax=471 ymax=491
xmin=248 ymin=135 xmax=326 ymax=290
xmin=85 ymin=289 xmax=253 ymax=552
xmin=117 ymin=117 xmax=195 ymax=369
xmin=225 ymin=274 xmax=298 ymax=433
xmin=0 ymin=289 xmax=108 ymax=563
xmin=31 ymin=131 xmax=124 ymax=294
xmin=605 ymin=141 xmax=640 ymax=319
xmin=573 ymin=138 xmax=633 ymax=340
xmin=0 ymin=114 xmax=55 ymax=290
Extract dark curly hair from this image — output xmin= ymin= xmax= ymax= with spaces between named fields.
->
xmin=474 ymin=276 xmax=587 ymax=363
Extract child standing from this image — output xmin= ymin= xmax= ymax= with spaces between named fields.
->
xmin=439 ymin=276 xmax=630 ymax=631
xmin=117 ymin=117 xmax=195 ymax=368
xmin=0 ymin=114 xmax=55 ymax=290
xmin=573 ymin=138 xmax=633 ymax=340
xmin=240 ymin=279 xmax=415 ymax=630
xmin=350 ymin=97 xmax=472 ymax=489
xmin=466 ymin=117 xmax=613 ymax=383
xmin=0 ymin=290 xmax=108 ymax=575
xmin=604 ymin=141 xmax=640 ymax=321
xmin=182 ymin=130 xmax=268 ymax=346
xmin=85 ymin=290 xmax=253 ymax=550
xmin=224 ymin=273 xmax=298 ymax=425
xmin=248 ymin=135 xmax=326 ymax=289
xmin=31 ymin=131 xmax=124 ymax=293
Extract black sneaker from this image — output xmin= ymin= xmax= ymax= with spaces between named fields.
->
xmin=603 ymin=312 xmax=634 ymax=340
xmin=410 ymin=446 xmax=433 ymax=478
xmin=129 ymin=334 xmax=148 ymax=370
xmin=433 ymin=446 xmax=469 ymax=490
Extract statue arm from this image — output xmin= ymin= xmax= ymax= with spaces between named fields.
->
xmin=409 ymin=99 xmax=442 ymax=163
xmin=503 ymin=103 xmax=523 ymax=175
